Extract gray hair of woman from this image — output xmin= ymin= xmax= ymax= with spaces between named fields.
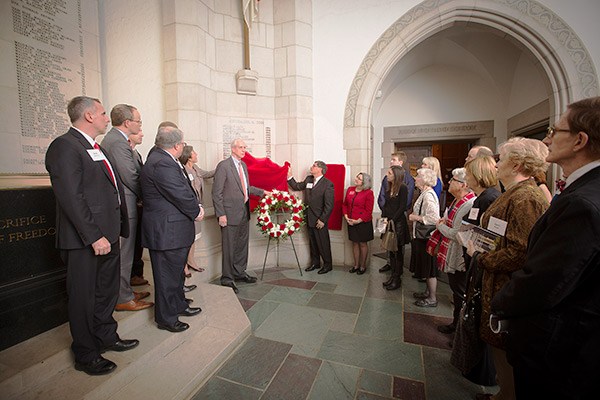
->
xmin=359 ymin=172 xmax=373 ymax=190
xmin=452 ymin=167 xmax=468 ymax=183
xmin=499 ymin=137 xmax=549 ymax=177
xmin=179 ymin=145 xmax=194 ymax=165
xmin=417 ymin=167 xmax=437 ymax=187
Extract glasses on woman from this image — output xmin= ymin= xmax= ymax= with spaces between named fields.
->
xmin=449 ymin=177 xmax=465 ymax=184
xmin=546 ymin=126 xmax=571 ymax=138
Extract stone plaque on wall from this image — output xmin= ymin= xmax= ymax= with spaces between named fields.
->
xmin=219 ymin=117 xmax=275 ymax=159
xmin=383 ymin=120 xmax=494 ymax=143
xmin=0 ymin=0 xmax=100 ymax=174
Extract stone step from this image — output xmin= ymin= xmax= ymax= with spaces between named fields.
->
xmin=0 ymin=281 xmax=250 ymax=400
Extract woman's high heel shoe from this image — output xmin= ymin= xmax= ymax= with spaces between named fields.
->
xmin=187 ymin=263 xmax=205 ymax=272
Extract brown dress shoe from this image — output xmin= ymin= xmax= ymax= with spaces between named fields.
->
xmin=130 ymin=276 xmax=149 ymax=286
xmin=115 ymin=299 xmax=154 ymax=311
xmin=133 ymin=291 xmax=150 ymax=301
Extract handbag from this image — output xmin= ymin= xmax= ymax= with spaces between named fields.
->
xmin=415 ymin=221 xmax=436 ymax=239
xmin=374 ymin=217 xmax=388 ymax=234
xmin=381 ymin=220 xmax=398 ymax=252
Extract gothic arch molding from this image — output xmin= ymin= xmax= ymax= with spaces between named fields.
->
xmin=342 ymin=0 xmax=598 ymax=172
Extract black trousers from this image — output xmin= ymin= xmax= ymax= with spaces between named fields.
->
xmin=308 ymin=224 xmax=332 ymax=267
xmin=131 ymin=203 xmax=145 ymax=278
xmin=447 ymin=270 xmax=467 ymax=326
xmin=149 ymin=247 xmax=189 ymax=326
xmin=62 ymin=243 xmax=120 ymax=363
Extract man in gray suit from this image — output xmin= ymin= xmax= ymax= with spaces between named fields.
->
xmin=212 ymin=138 xmax=270 ymax=293
xmin=101 ymin=104 xmax=153 ymax=312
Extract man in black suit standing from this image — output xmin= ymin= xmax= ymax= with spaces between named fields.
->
xmin=140 ymin=126 xmax=203 ymax=333
xmin=101 ymin=104 xmax=153 ymax=312
xmin=492 ymin=97 xmax=600 ymax=399
xmin=45 ymin=96 xmax=139 ymax=375
xmin=212 ymin=138 xmax=269 ymax=294
xmin=288 ymin=161 xmax=335 ymax=274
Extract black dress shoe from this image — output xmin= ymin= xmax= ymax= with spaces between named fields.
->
xmin=385 ymin=277 xmax=402 ymax=290
xmin=183 ymin=284 xmax=197 ymax=292
xmin=437 ymin=323 xmax=456 ymax=334
xmin=157 ymin=320 xmax=189 ymax=332
xmin=383 ymin=275 xmax=394 ymax=287
xmin=317 ymin=266 xmax=332 ymax=274
xmin=356 ymin=268 xmax=367 ymax=275
xmin=379 ymin=264 xmax=391 ymax=273
xmin=185 ymin=297 xmax=194 ymax=304
xmin=222 ymin=282 xmax=239 ymax=294
xmin=305 ymin=265 xmax=320 ymax=272
xmin=235 ymin=275 xmax=257 ymax=283
xmin=103 ymin=339 xmax=139 ymax=352
xmin=179 ymin=306 xmax=202 ymax=317
xmin=74 ymin=356 xmax=117 ymax=375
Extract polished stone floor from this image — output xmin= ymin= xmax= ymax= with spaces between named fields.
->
xmin=192 ymin=254 xmax=497 ymax=400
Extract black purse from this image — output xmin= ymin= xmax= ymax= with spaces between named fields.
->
xmin=414 ymin=192 xmax=436 ymax=239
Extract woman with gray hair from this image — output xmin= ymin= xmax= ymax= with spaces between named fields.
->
xmin=426 ymin=168 xmax=475 ymax=332
xmin=408 ymin=168 xmax=440 ymax=301
xmin=179 ymin=145 xmax=215 ymax=276
xmin=343 ymin=172 xmax=375 ymax=274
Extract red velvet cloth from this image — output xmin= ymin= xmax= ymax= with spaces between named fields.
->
xmin=242 ymin=153 xmax=345 ymax=230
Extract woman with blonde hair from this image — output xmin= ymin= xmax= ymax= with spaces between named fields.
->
xmin=422 ymin=156 xmax=443 ymax=198
xmin=408 ymin=168 xmax=440 ymax=302
xmin=466 ymin=137 xmax=549 ymax=400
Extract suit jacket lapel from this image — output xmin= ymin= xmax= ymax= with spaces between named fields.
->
xmin=70 ymin=129 xmax=115 ymax=187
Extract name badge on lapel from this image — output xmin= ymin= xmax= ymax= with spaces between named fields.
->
xmin=306 ymin=183 xmax=314 ymax=189
xmin=87 ymin=149 xmax=106 ymax=161
xmin=188 ymin=173 xmax=194 ymax=181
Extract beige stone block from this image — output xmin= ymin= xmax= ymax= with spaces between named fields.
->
xmin=290 ymin=144 xmax=315 ymax=173
xmin=288 ymin=45 xmax=312 ymax=78
xmin=275 ymin=96 xmax=289 ymax=116
xmin=346 ymin=149 xmax=369 ymax=167
xmin=162 ymin=24 xmax=177 ymax=61
xmin=173 ymin=0 xmax=202 ymax=26
xmin=275 ymin=118 xmax=288 ymax=143
xmin=249 ymin=22 xmax=268 ymax=47
xmin=176 ymin=60 xmax=202 ymax=83
xmin=274 ymin=77 xmax=282 ymax=97
xmin=344 ymin=126 xmax=368 ymax=149
xmin=216 ymin=92 xmax=247 ymax=116
xmin=212 ymin=71 xmax=236 ymax=93
xmin=164 ymin=83 xmax=178 ymax=111
xmin=289 ymin=95 xmax=313 ymax=118
xmin=162 ymin=0 xmax=176 ymax=25
xmin=282 ymin=21 xmax=311 ymax=47
xmin=204 ymin=34 xmax=217 ymax=69
xmin=251 ymin=46 xmax=275 ymax=77
xmin=274 ymin=144 xmax=292 ymax=167
xmin=214 ymin=0 xmax=231 ymax=14
xmin=247 ymin=96 xmax=275 ymax=118
xmin=266 ymin=23 xmax=275 ymax=48
xmin=288 ymin=118 xmax=313 ymax=144
xmin=175 ymin=24 xmax=201 ymax=61
xmin=177 ymin=110 xmax=202 ymax=138
xmin=273 ymin=0 xmax=295 ymax=23
xmin=205 ymin=88 xmax=218 ymax=114
xmin=281 ymin=76 xmax=312 ymax=97
xmin=208 ymin=11 xmax=224 ymax=39
xmin=257 ymin=77 xmax=276 ymax=96
xmin=223 ymin=15 xmax=243 ymax=43
xmin=198 ymin=62 xmax=211 ymax=87
xmin=273 ymin=23 xmax=282 ymax=48
xmin=197 ymin=29 xmax=208 ymax=63
xmin=164 ymin=60 xmax=177 ymax=84
xmin=274 ymin=47 xmax=287 ymax=78
xmin=177 ymin=82 xmax=202 ymax=110
xmin=215 ymin=40 xmax=244 ymax=73
xmin=294 ymin=0 xmax=312 ymax=24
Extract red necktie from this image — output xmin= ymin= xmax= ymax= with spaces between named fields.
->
xmin=238 ymin=163 xmax=248 ymax=202
xmin=94 ymin=142 xmax=116 ymax=186
xmin=555 ymin=178 xmax=566 ymax=193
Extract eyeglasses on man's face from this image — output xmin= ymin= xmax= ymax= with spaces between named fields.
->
xmin=546 ymin=126 xmax=570 ymax=138
xmin=128 ymin=119 xmax=142 ymax=125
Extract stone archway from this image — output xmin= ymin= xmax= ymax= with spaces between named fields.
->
xmin=342 ymin=0 xmax=598 ymax=178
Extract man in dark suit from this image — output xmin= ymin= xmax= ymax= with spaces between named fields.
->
xmin=101 ymin=104 xmax=153 ymax=312
xmin=212 ymin=138 xmax=269 ymax=293
xmin=491 ymin=97 xmax=600 ymax=399
xmin=45 ymin=96 xmax=139 ymax=375
xmin=288 ymin=161 xmax=335 ymax=274
xmin=377 ymin=151 xmax=414 ymax=273
xmin=140 ymin=126 xmax=203 ymax=332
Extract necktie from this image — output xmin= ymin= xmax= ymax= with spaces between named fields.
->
xmin=555 ymin=178 xmax=566 ymax=193
xmin=94 ymin=142 xmax=116 ymax=186
xmin=238 ymin=163 xmax=248 ymax=202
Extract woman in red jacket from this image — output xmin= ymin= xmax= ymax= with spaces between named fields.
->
xmin=343 ymin=172 xmax=375 ymax=274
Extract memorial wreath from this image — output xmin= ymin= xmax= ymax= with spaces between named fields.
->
xmin=255 ymin=189 xmax=306 ymax=240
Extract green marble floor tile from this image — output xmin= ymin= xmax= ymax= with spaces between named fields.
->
xmin=364 ymin=275 xmax=405 ymax=302
xmin=262 ymin=353 xmax=322 ymax=400
xmin=317 ymin=331 xmax=424 ymax=380
xmin=354 ymin=297 xmax=404 ymax=340
xmin=330 ymin=311 xmax=357 ymax=333
xmin=422 ymin=346 xmax=493 ymax=400
xmin=262 ymin=285 xmax=315 ymax=305
xmin=190 ymin=377 xmax=262 ymax=400
xmin=308 ymin=361 xmax=360 ymax=400
xmin=254 ymin=302 xmax=336 ymax=355
xmin=246 ymin=300 xmax=281 ymax=331
xmin=313 ymin=282 xmax=337 ymax=292
xmin=216 ymin=335 xmax=291 ymax=389
xmin=307 ymin=291 xmax=363 ymax=314
xmin=358 ymin=369 xmax=393 ymax=397
xmin=332 ymin=274 xmax=370 ymax=297
xmin=236 ymin=283 xmax=275 ymax=301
